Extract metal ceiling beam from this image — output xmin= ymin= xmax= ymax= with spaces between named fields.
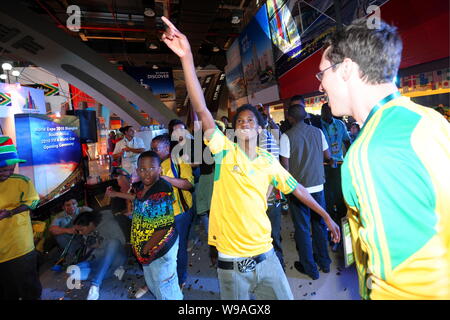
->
xmin=0 ymin=2 xmax=178 ymax=126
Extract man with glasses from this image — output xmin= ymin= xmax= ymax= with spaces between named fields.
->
xmin=316 ymin=19 xmax=450 ymax=299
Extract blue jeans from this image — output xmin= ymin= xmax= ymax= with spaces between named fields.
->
xmin=174 ymin=209 xmax=193 ymax=285
xmin=266 ymin=203 xmax=284 ymax=267
xmin=289 ymin=190 xmax=331 ymax=277
xmin=77 ymin=239 xmax=126 ymax=287
xmin=142 ymin=238 xmax=183 ymax=300
xmin=217 ymin=249 xmax=293 ymax=300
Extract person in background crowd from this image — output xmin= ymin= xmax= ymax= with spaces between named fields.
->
xmin=113 ymin=126 xmax=145 ymax=183
xmin=0 ymin=136 xmax=41 ymax=300
xmin=348 ymin=122 xmax=361 ymax=143
xmin=107 ymin=131 xmax=116 ymax=155
xmin=290 ymin=95 xmax=321 ymax=128
xmin=257 ymin=106 xmax=285 ymax=269
xmin=152 ymin=133 xmax=194 ymax=289
xmin=106 ymin=151 xmax=182 ymax=300
xmin=317 ymin=18 xmax=450 ymax=299
xmin=280 ymin=105 xmax=334 ymax=280
xmin=320 ymin=102 xmax=351 ymax=252
xmin=72 ymin=210 xmax=127 ymax=300
xmin=161 ymin=16 xmax=340 ymax=300
xmin=49 ymin=198 xmax=93 ymax=265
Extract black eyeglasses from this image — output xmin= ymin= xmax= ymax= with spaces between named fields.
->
xmin=316 ymin=62 xmax=341 ymax=82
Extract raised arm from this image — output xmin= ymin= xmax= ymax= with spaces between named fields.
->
xmin=161 ymin=16 xmax=216 ymax=136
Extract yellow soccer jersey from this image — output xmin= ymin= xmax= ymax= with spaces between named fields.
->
xmin=0 ymin=174 xmax=40 ymax=263
xmin=161 ymin=158 xmax=194 ymax=216
xmin=205 ymin=128 xmax=298 ymax=257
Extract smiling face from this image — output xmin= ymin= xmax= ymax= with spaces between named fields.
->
xmin=137 ymin=156 xmax=161 ymax=187
xmin=318 ymin=48 xmax=351 ymax=117
xmin=63 ymin=199 xmax=78 ymax=216
xmin=235 ymin=109 xmax=261 ymax=141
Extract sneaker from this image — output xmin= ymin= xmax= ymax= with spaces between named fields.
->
xmin=87 ymin=285 xmax=99 ymax=300
xmin=294 ymin=261 xmax=319 ymax=280
xmin=113 ymin=266 xmax=125 ymax=281
xmin=135 ymin=286 xmax=148 ymax=299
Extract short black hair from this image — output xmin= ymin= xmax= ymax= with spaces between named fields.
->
xmin=152 ymin=133 xmax=170 ymax=148
xmin=119 ymin=126 xmax=132 ymax=134
xmin=73 ymin=211 xmax=102 ymax=227
xmin=168 ymin=119 xmax=186 ymax=135
xmin=232 ymin=104 xmax=265 ymax=129
xmin=288 ymin=104 xmax=307 ymax=122
xmin=138 ymin=150 xmax=161 ymax=166
xmin=290 ymin=95 xmax=305 ymax=105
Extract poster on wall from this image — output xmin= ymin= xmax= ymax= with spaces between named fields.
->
xmin=124 ymin=67 xmax=176 ymax=101
xmin=22 ymin=83 xmax=60 ymax=96
xmin=267 ymin=0 xmax=390 ymax=77
xmin=0 ymin=83 xmax=46 ymax=117
xmin=15 ymin=114 xmax=82 ymax=206
xmin=225 ymin=39 xmax=248 ymax=105
xmin=239 ymin=3 xmax=279 ymax=105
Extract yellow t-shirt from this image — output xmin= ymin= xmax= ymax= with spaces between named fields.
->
xmin=161 ymin=158 xmax=194 ymax=216
xmin=0 ymin=174 xmax=40 ymax=263
xmin=205 ymin=128 xmax=298 ymax=257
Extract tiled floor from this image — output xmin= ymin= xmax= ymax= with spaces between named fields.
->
xmin=39 ymin=213 xmax=360 ymax=300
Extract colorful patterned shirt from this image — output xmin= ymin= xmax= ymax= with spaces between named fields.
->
xmin=341 ymin=94 xmax=450 ymax=299
xmin=0 ymin=174 xmax=40 ymax=263
xmin=204 ymin=128 xmax=298 ymax=257
xmin=131 ymin=179 xmax=177 ymax=265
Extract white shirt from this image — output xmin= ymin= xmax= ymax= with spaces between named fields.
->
xmin=279 ymin=130 xmax=329 ymax=193
xmin=113 ymin=136 xmax=145 ymax=175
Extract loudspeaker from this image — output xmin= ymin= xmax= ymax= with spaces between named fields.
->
xmin=67 ymin=109 xmax=98 ymax=143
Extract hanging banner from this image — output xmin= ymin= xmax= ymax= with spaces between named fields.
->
xmin=22 ymin=83 xmax=60 ymax=96
xmin=0 ymin=83 xmax=46 ymax=117
xmin=124 ymin=67 xmax=176 ymax=101
xmin=239 ymin=3 xmax=279 ymax=105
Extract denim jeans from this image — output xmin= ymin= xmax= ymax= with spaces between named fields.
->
xmin=77 ymin=239 xmax=126 ymax=287
xmin=174 ymin=209 xmax=193 ymax=285
xmin=266 ymin=203 xmax=284 ymax=267
xmin=289 ymin=190 xmax=331 ymax=277
xmin=142 ymin=238 xmax=183 ymax=300
xmin=217 ymin=249 xmax=293 ymax=300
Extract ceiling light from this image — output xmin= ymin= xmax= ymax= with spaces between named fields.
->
xmin=144 ymin=8 xmax=155 ymax=17
xmin=2 ymin=63 xmax=12 ymax=71
xmin=152 ymin=64 xmax=159 ymax=69
xmin=11 ymin=70 xmax=20 ymax=77
xmin=0 ymin=74 xmax=7 ymax=80
xmin=148 ymin=43 xmax=158 ymax=50
xmin=212 ymin=46 xmax=220 ymax=52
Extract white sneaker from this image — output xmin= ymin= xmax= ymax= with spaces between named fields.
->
xmin=113 ymin=266 xmax=125 ymax=281
xmin=87 ymin=285 xmax=99 ymax=300
xmin=135 ymin=286 xmax=148 ymax=299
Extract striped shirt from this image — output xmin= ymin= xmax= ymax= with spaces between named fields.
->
xmin=342 ymin=95 xmax=450 ymax=300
